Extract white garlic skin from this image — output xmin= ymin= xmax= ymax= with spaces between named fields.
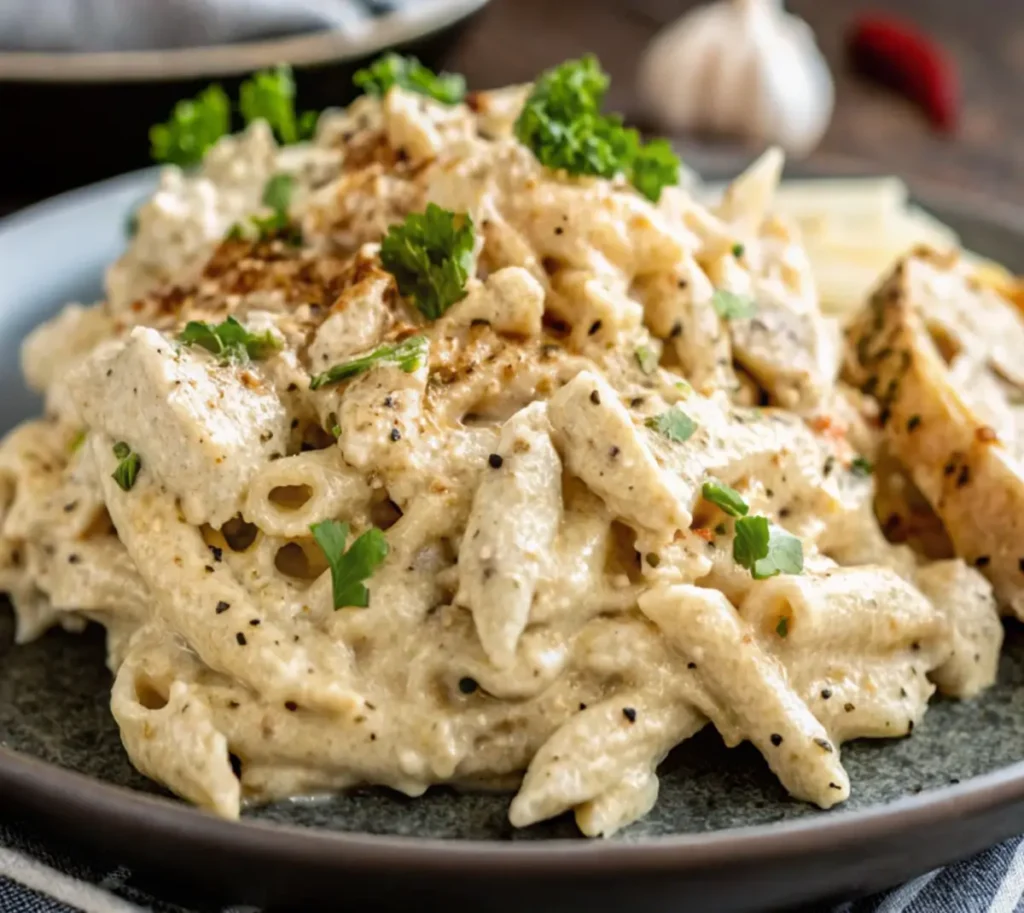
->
xmin=639 ymin=0 xmax=835 ymax=157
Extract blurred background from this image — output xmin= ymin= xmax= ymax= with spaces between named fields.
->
xmin=0 ymin=0 xmax=1021 ymax=211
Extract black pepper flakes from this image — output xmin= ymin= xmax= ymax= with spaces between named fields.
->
xmin=579 ymin=702 xmax=588 ymax=711
xmin=770 ymin=733 xmax=783 ymax=746
xmin=216 ymin=600 xmax=230 ymax=614
xmin=390 ymin=428 xmax=402 ymax=442
xmin=906 ymin=414 xmax=922 ymax=432
xmin=488 ymin=453 xmax=504 ymax=469
xmin=975 ymin=555 xmax=991 ymax=568
xmin=249 ymin=618 xmax=261 ymax=626
xmin=284 ymin=701 xmax=297 ymax=712
xmin=236 ymin=632 xmax=247 ymax=646
xmin=829 ymin=782 xmax=842 ymax=790
xmin=687 ymin=662 xmax=697 ymax=670
xmin=63 ymin=501 xmax=77 ymax=513
xmin=821 ymin=688 xmax=832 ymax=700
xmin=622 ymin=707 xmax=637 ymax=723
xmin=210 ymin=546 xmax=223 ymax=562
xmin=609 ymin=445 xmax=621 ymax=459
xmin=458 ymin=677 xmax=478 ymax=694
xmin=67 ymin=554 xmax=80 ymax=564
xmin=956 ymin=465 xmax=971 ymax=488
xmin=844 ymin=702 xmax=855 ymax=713
xmin=590 ymin=390 xmax=601 ymax=405
xmin=669 ymin=321 xmax=683 ymax=338
xmin=588 ymin=320 xmax=603 ymax=336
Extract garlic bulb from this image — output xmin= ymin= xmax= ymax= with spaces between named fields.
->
xmin=639 ymin=0 xmax=834 ymax=157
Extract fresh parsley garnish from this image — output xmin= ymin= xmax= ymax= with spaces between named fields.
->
xmin=380 ymin=204 xmax=474 ymax=319
xmin=239 ymin=65 xmax=318 ymax=144
xmin=514 ymin=55 xmax=680 ymax=202
xmin=310 ymin=520 xmax=388 ymax=609
xmin=111 ymin=442 xmax=141 ymax=492
xmin=326 ymin=412 xmax=342 ymax=439
xmin=734 ymin=516 xmax=804 ymax=580
xmin=732 ymin=242 xmax=745 ymax=258
xmin=850 ymin=455 xmax=874 ymax=477
xmin=179 ymin=316 xmax=282 ymax=363
xmin=309 ymin=336 xmax=428 ymax=390
xmin=645 ymin=407 xmax=697 ymax=444
xmin=262 ymin=173 xmax=294 ymax=212
xmin=353 ymin=53 xmax=465 ymax=105
xmin=225 ymin=173 xmax=301 ymax=244
xmin=776 ymin=616 xmax=789 ymax=638
xmin=635 ymin=345 xmax=658 ymax=375
xmin=702 ymin=480 xmax=748 ymax=518
xmin=68 ymin=429 xmax=87 ymax=454
xmin=711 ymin=289 xmax=757 ymax=320
xmin=150 ymin=85 xmax=231 ymax=166
xmin=628 ymin=138 xmax=682 ymax=203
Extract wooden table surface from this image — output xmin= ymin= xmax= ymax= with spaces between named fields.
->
xmin=449 ymin=0 xmax=1024 ymax=203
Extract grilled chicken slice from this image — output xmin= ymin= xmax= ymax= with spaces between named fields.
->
xmin=847 ymin=248 xmax=1024 ymax=617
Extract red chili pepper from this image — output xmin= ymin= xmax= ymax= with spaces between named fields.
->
xmin=847 ymin=14 xmax=959 ymax=132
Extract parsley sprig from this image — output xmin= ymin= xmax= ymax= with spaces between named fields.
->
xmin=111 ymin=442 xmax=141 ymax=492
xmin=309 ymin=336 xmax=428 ymax=390
xmin=645 ymin=407 xmax=697 ymax=444
xmin=179 ymin=316 xmax=282 ymax=363
xmin=150 ymin=85 xmax=231 ymax=167
xmin=310 ymin=520 xmax=388 ymax=609
xmin=734 ymin=516 xmax=804 ymax=580
xmin=380 ymin=204 xmax=475 ymax=319
xmin=700 ymin=480 xmax=803 ymax=579
xmin=150 ymin=65 xmax=316 ymax=167
xmin=514 ymin=55 xmax=680 ymax=202
xmin=711 ymin=289 xmax=757 ymax=320
xmin=354 ymin=53 xmax=465 ymax=105
xmin=702 ymin=480 xmax=748 ymax=518
xmin=239 ymin=64 xmax=318 ymax=145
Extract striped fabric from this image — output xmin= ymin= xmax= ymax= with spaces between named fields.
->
xmin=2 ymin=821 xmax=1024 ymax=912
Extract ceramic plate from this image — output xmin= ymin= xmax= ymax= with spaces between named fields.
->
xmin=3 ymin=165 xmax=1024 ymax=913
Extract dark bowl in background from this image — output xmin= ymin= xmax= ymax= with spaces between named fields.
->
xmin=0 ymin=0 xmax=490 ymax=203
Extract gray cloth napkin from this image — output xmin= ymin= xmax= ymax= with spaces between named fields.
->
xmin=3 ymin=817 xmax=1024 ymax=913
xmin=0 ymin=0 xmax=417 ymax=53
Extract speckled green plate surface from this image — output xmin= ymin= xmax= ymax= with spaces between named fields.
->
xmin=4 ymin=163 xmax=1024 ymax=912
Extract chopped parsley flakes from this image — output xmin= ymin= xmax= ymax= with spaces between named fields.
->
xmin=711 ymin=289 xmax=757 ymax=320
xmin=635 ymin=345 xmax=659 ymax=375
xmin=733 ymin=516 xmax=804 ymax=580
xmin=150 ymin=65 xmax=316 ymax=167
xmin=514 ymin=55 xmax=680 ymax=202
xmin=645 ymin=407 xmax=697 ymax=444
xmin=353 ymin=53 xmax=466 ymax=105
xmin=309 ymin=336 xmax=428 ymax=390
xmin=850 ymin=455 xmax=874 ymax=477
xmin=111 ymin=442 xmax=141 ymax=492
xmin=380 ymin=204 xmax=474 ymax=319
xmin=310 ymin=520 xmax=388 ymax=609
xmin=179 ymin=316 xmax=282 ymax=363
xmin=150 ymin=84 xmax=231 ymax=166
xmin=701 ymin=480 xmax=748 ymax=518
